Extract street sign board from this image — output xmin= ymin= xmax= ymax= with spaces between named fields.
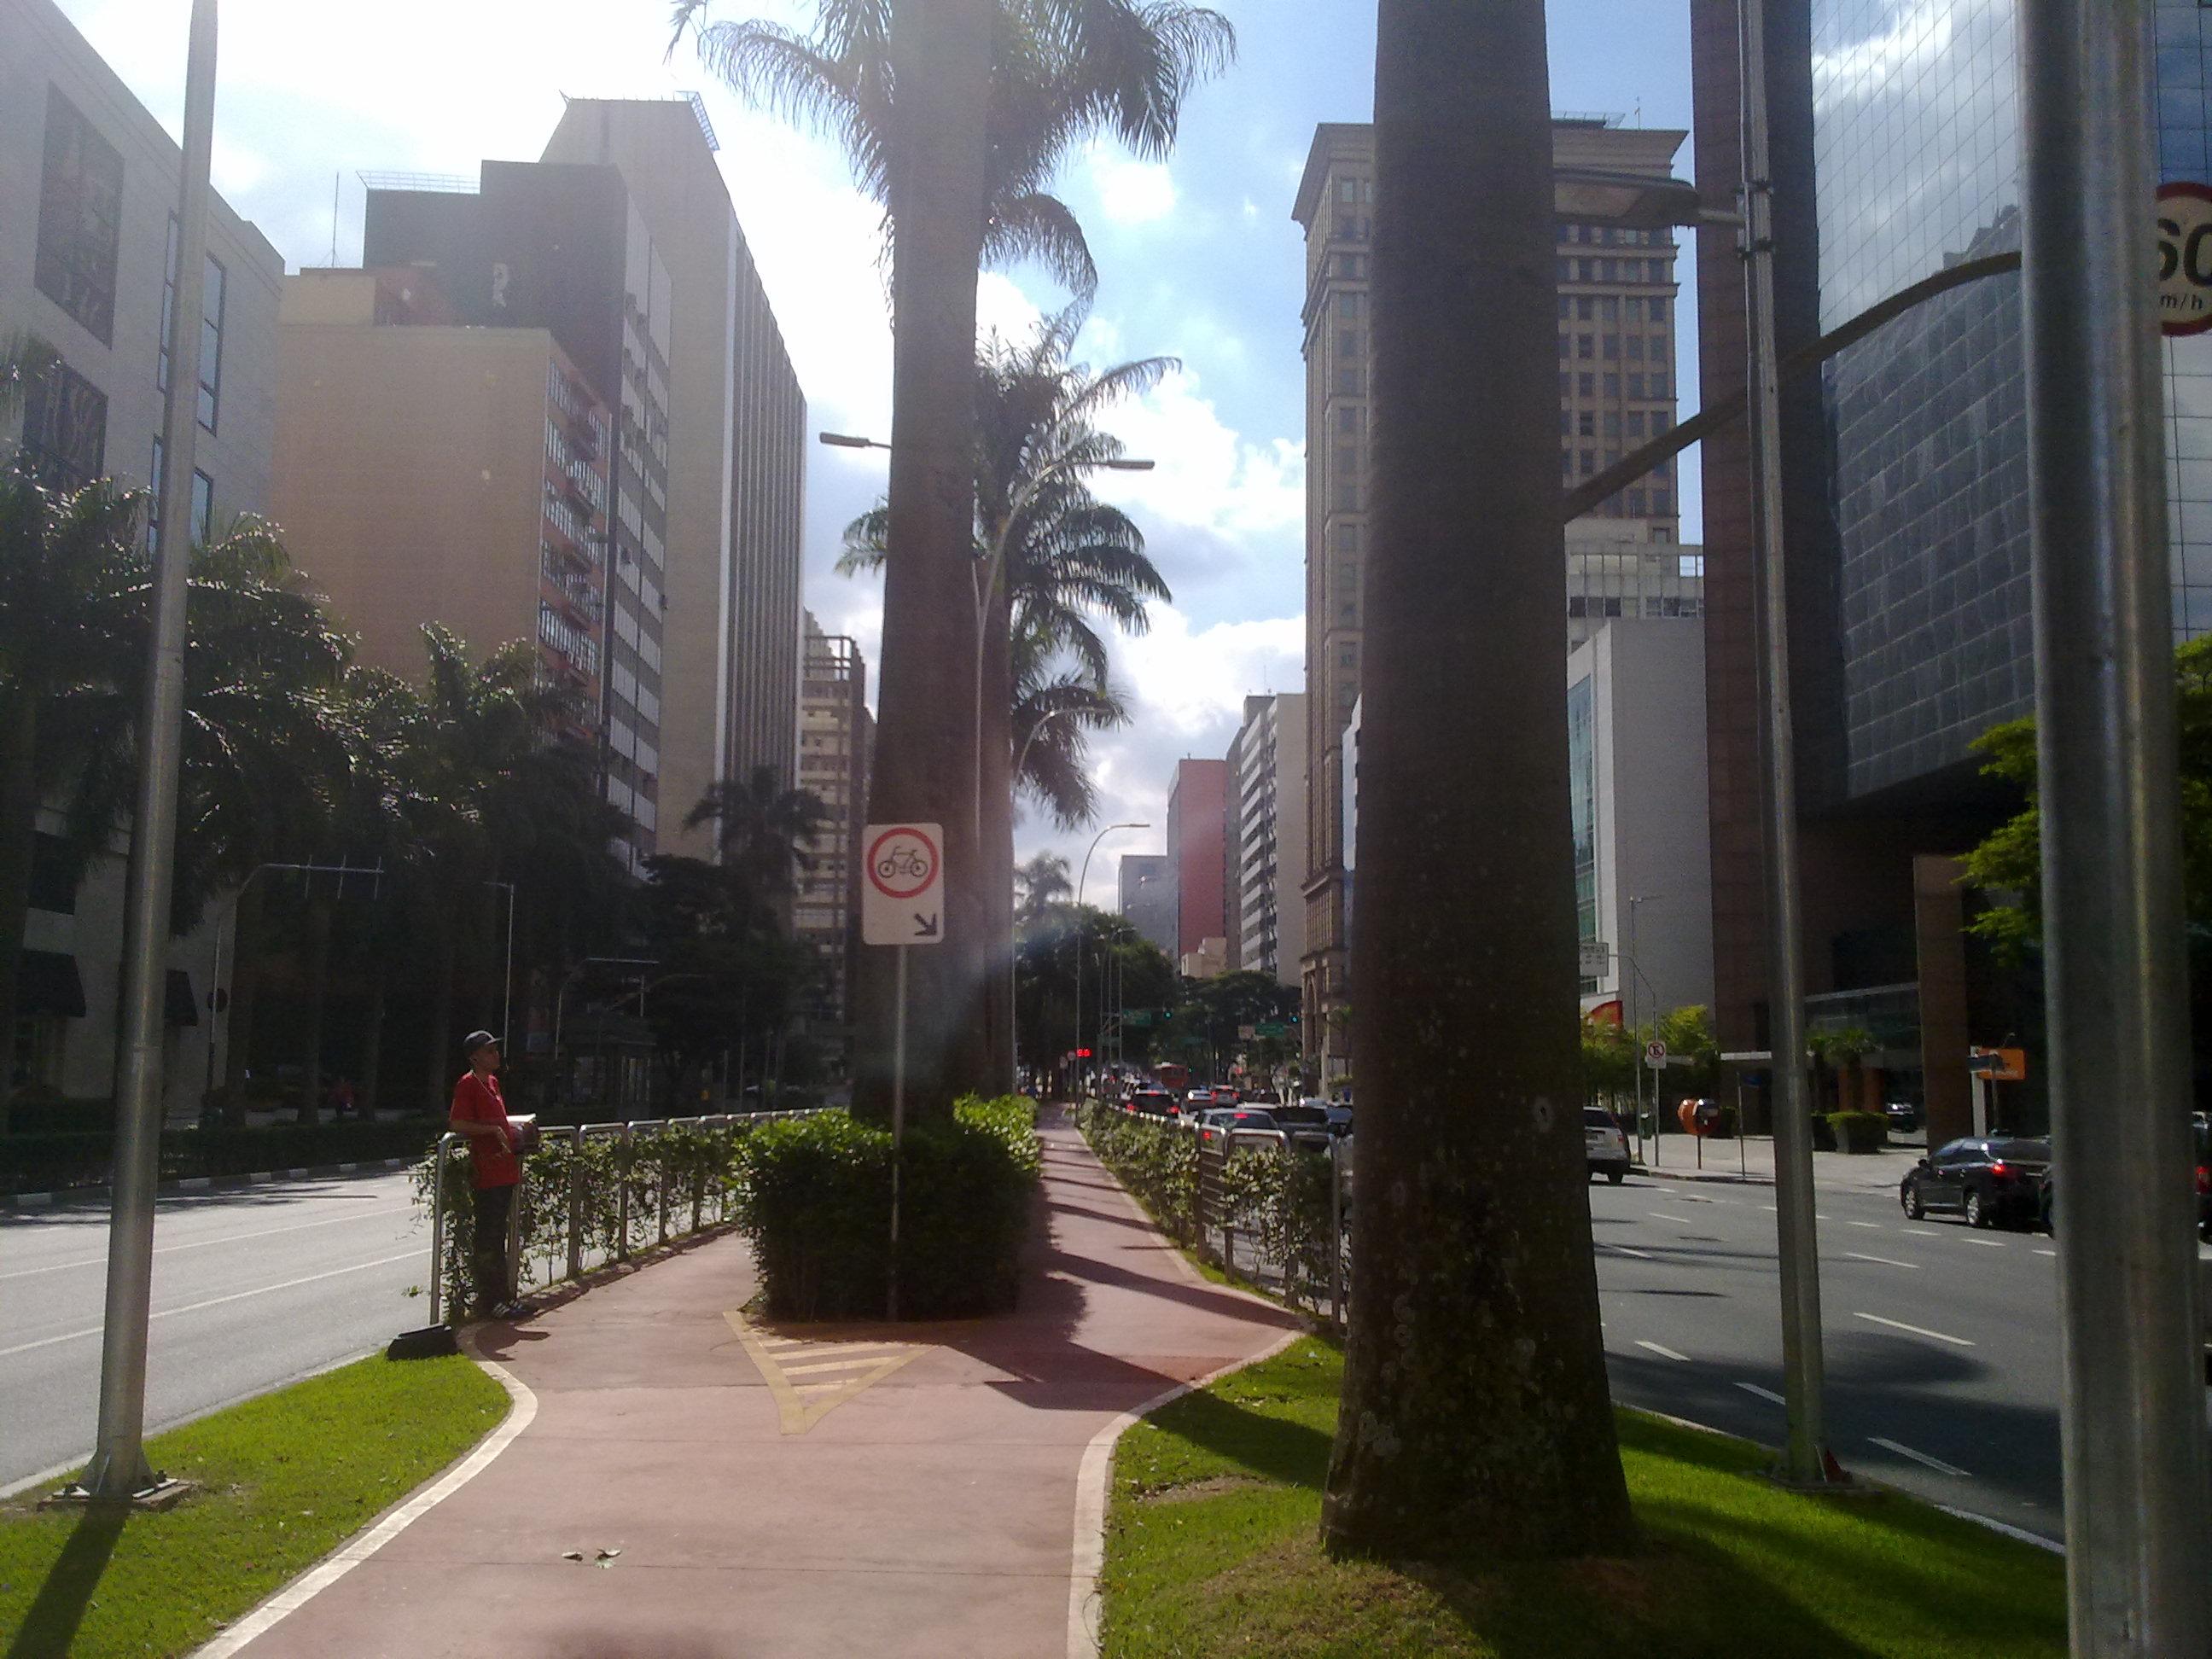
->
xmin=1579 ymin=939 xmax=1610 ymax=978
xmin=2158 ymin=182 xmax=2212 ymax=336
xmin=861 ymin=822 xmax=944 ymax=946
xmin=1238 ymin=1024 xmax=1257 ymax=1039
xmin=1644 ymin=1039 xmax=1668 ymax=1066
xmin=1257 ymin=1022 xmax=1288 ymax=1038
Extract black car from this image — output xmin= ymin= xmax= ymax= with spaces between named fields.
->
xmin=1901 ymin=1136 xmax=2052 ymax=1228
xmin=1125 ymin=1089 xmax=1177 ymax=1119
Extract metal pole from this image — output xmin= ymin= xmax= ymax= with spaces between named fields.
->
xmin=1739 ymin=0 xmax=1837 ymax=1488
xmin=428 ymin=1133 xmax=453 ymax=1326
xmin=2019 ymin=0 xmax=2212 ymax=1645
xmin=83 ymin=0 xmax=218 ymax=1501
xmin=889 ymin=944 xmax=907 ymax=1318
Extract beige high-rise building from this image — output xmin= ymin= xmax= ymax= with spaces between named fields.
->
xmin=1291 ymin=116 xmax=1686 ymax=1081
xmin=795 ymin=614 xmax=871 ymax=1046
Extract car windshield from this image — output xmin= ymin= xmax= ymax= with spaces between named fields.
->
xmin=1988 ymin=1138 xmax=2052 ymax=1162
xmin=1583 ymin=1108 xmax=1615 ymax=1128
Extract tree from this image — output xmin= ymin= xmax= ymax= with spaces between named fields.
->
xmin=1963 ymin=633 xmax=2212 ymax=955
xmin=686 ymin=764 xmax=828 ymax=925
xmin=672 ymin=0 xmax=1235 ymax=302
xmin=1015 ymin=849 xmax=1071 ymax=921
xmin=1323 ymin=0 xmax=1633 ymax=1561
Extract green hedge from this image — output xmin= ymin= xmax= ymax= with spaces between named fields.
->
xmin=1076 ymin=1103 xmax=1201 ymax=1241
xmin=736 ymin=1096 xmax=1040 ymax=1321
xmin=1828 ymin=1110 xmax=1889 ymax=1154
xmin=3 ymin=1118 xmax=446 ymax=1196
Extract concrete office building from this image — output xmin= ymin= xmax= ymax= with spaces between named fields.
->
xmin=1165 ymin=760 xmax=1231 ymax=968
xmin=795 ymin=614 xmax=871 ymax=1045
xmin=544 ymin=99 xmax=806 ymax=853
xmin=1568 ymin=528 xmax=1706 ymax=650
xmin=1688 ymin=0 xmax=2212 ymax=1137
xmin=0 ymin=0 xmax=283 ymax=1114
xmin=1569 ymin=622 xmax=1715 ymax=1022
xmin=1227 ymin=695 xmax=1307 ymax=987
xmin=1293 ymin=115 xmax=1687 ymax=1075
xmin=1116 ymin=853 xmax=1177 ymax=959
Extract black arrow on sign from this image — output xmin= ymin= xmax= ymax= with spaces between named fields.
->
xmin=913 ymin=913 xmax=940 ymax=938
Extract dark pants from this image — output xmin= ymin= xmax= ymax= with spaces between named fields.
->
xmin=471 ymin=1180 xmax=517 ymax=1315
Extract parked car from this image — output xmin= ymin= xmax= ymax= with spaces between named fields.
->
xmin=1324 ymin=1103 xmax=1353 ymax=1138
xmin=1901 ymin=1136 xmax=2052 ymax=1227
xmin=1584 ymin=1106 xmax=1631 ymax=1185
xmin=1884 ymin=1100 xmax=1920 ymax=1134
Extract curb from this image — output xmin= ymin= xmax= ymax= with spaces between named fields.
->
xmin=4 ymin=1155 xmax=420 ymax=1210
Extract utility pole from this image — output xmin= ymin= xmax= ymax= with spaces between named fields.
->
xmin=76 ymin=0 xmax=218 ymax=1504
xmin=2017 ymin=0 xmax=2212 ymax=1648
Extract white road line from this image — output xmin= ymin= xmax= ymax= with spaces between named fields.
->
xmin=1843 ymin=1251 xmax=1922 ymax=1270
xmin=1736 ymin=1382 xmax=1787 ymax=1406
xmin=1901 ymin=1228 xmax=1941 ymax=1237
xmin=1761 ymin=1204 xmax=1778 ymax=1213
xmin=1816 ymin=1213 xmax=1834 ymax=1221
xmin=1845 ymin=1220 xmax=1883 ymax=1230
xmin=1647 ymin=1211 xmax=1697 ymax=1225
xmin=1635 ymin=1340 xmax=1691 ymax=1362
xmin=0 ymin=1249 xmax=422 ymax=1359
xmin=1853 ymin=1311 xmax=1976 ymax=1348
xmin=1606 ymin=1244 xmax=1656 ymax=1260
xmin=2034 ymin=1249 xmax=2057 ymax=1258
xmin=0 ymin=1205 xmax=416 ymax=1283
xmin=1960 ymin=1237 xmax=2007 ymax=1249
xmin=1869 ymin=1436 xmax=1971 ymax=1478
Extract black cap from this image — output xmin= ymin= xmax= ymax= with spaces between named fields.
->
xmin=463 ymin=1030 xmax=500 ymax=1057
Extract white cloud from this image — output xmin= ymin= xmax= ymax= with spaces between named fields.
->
xmin=1086 ymin=145 xmax=1178 ymax=226
xmin=1094 ymin=367 xmax=1305 ymax=543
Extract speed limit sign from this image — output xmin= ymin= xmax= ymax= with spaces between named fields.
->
xmin=2157 ymin=182 xmax=2212 ymax=336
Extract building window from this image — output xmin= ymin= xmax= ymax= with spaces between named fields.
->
xmin=1602 ymin=335 xmax=1619 ymax=360
xmin=1557 ymin=333 xmax=1570 ymax=359
xmin=1627 ymin=374 xmax=1645 ymax=399
xmin=162 ymin=218 xmax=227 ymax=432
xmin=193 ymin=469 xmax=212 ymax=543
xmin=1575 ymin=335 xmax=1593 ymax=360
xmin=1578 ymin=410 xmax=1595 ymax=437
xmin=21 ymin=360 xmax=106 ymax=492
xmin=35 ymin=88 xmax=124 ymax=345
xmin=1578 ymin=373 xmax=1595 ymax=397
xmin=1604 ymin=374 xmax=1620 ymax=398
xmin=1627 ymin=488 xmax=1647 ymax=515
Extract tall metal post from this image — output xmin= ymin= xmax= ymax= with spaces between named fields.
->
xmin=888 ymin=945 xmax=907 ymax=1318
xmin=1738 ymin=0 xmax=1838 ymax=1488
xmin=82 ymin=0 xmax=218 ymax=1501
xmin=2017 ymin=0 xmax=2212 ymax=1647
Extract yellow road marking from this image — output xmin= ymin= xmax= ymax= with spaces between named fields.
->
xmin=725 ymin=1313 xmax=928 ymax=1435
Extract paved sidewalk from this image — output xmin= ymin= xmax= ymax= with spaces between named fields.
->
xmin=229 ymin=1110 xmax=1300 ymax=1659
xmin=1635 ymin=1132 xmax=1929 ymax=1196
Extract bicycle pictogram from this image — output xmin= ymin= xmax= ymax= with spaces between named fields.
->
xmin=864 ymin=825 xmax=940 ymax=903
xmin=876 ymin=846 xmax=929 ymax=882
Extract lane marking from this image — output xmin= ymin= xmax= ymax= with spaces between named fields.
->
xmin=1736 ymin=1382 xmax=1787 ymax=1406
xmin=1853 ymin=1311 xmax=1975 ymax=1348
xmin=1647 ymin=1211 xmax=1698 ymax=1225
xmin=0 ymin=1249 xmax=422 ymax=1359
xmin=725 ymin=1313 xmax=928 ymax=1434
xmin=1761 ymin=1204 xmax=1778 ymax=1213
xmin=1634 ymin=1340 xmax=1691 ymax=1362
xmin=1842 ymin=1251 xmax=1922 ymax=1270
xmin=1901 ymin=1228 xmax=1941 ymax=1237
xmin=193 ymin=1344 xmax=537 ymax=1657
xmin=2034 ymin=1249 xmax=2057 ymax=1258
xmin=1845 ymin=1220 xmax=1883 ymax=1230
xmin=1959 ymin=1237 xmax=2007 ymax=1249
xmin=0 ymin=1204 xmax=416 ymax=1282
xmin=1605 ymin=1244 xmax=1656 ymax=1260
xmin=1869 ymin=1435 xmax=1970 ymax=1477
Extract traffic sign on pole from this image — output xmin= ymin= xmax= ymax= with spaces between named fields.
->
xmin=862 ymin=824 xmax=944 ymax=946
xmin=1644 ymin=1039 xmax=1668 ymax=1067
xmin=2157 ymin=181 xmax=2212 ymax=336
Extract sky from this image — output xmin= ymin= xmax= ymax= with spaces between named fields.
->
xmin=55 ymin=0 xmax=1703 ymax=898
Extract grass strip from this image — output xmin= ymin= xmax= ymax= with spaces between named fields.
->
xmin=1103 ymin=1336 xmax=2066 ymax=1658
xmin=0 ymin=1353 xmax=509 ymax=1658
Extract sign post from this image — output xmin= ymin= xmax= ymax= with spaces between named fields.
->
xmin=863 ymin=824 xmax=944 ymax=1319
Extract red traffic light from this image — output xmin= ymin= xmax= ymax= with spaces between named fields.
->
xmin=1075 ymin=1047 xmax=1092 ymax=1058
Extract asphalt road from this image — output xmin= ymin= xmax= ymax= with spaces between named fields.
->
xmin=1592 ymin=1168 xmax=2212 ymax=1544
xmin=0 ymin=1171 xmax=431 ymax=1492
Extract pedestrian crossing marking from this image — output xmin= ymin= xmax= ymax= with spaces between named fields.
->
xmin=725 ymin=1312 xmax=928 ymax=1435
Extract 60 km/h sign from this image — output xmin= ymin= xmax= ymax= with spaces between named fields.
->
xmin=863 ymin=823 xmax=944 ymax=946
xmin=2157 ymin=181 xmax=2212 ymax=336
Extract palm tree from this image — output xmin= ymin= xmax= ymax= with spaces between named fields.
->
xmin=0 ymin=473 xmax=143 ymax=1126
xmin=1014 ymin=849 xmax=1071 ymax=922
xmin=685 ymin=765 xmax=829 ymax=926
xmin=671 ymin=0 xmax=1235 ymax=300
xmin=1321 ymin=0 xmax=1633 ymax=1560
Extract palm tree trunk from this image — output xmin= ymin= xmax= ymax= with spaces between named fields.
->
xmin=851 ymin=0 xmax=993 ymax=1128
xmin=1322 ymin=0 xmax=1633 ymax=1559
xmin=224 ymin=877 xmax=265 ymax=1103
xmin=984 ymin=585 xmax=1016 ymax=1092
xmin=0 ymin=689 xmax=40 ymax=1131
xmin=359 ymin=981 xmax=385 ymax=1119
xmin=297 ymin=894 xmax=332 ymax=1126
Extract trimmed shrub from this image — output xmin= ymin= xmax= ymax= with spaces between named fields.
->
xmin=1076 ymin=1102 xmax=1200 ymax=1241
xmin=735 ymin=1097 xmax=1040 ymax=1322
xmin=1828 ymin=1110 xmax=1889 ymax=1154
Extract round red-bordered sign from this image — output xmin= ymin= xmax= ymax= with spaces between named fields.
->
xmin=2157 ymin=181 xmax=2212 ymax=337
xmin=866 ymin=825 xmax=940 ymax=899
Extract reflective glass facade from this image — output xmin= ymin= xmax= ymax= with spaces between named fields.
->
xmin=1810 ymin=0 xmax=2212 ymax=799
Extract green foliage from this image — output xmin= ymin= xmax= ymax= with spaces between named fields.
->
xmin=734 ymin=1097 xmax=1040 ymax=1321
xmin=1828 ymin=1110 xmax=1889 ymax=1154
xmin=0 ymin=1353 xmax=507 ymax=1657
xmin=1580 ymin=1020 xmax=1636 ymax=1100
xmin=1077 ymin=1101 xmax=1201 ymax=1241
xmin=1964 ymin=634 xmax=2212 ymax=955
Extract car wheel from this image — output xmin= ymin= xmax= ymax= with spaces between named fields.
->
xmin=1965 ymin=1189 xmax=1987 ymax=1228
xmin=1902 ymin=1179 xmax=1925 ymax=1221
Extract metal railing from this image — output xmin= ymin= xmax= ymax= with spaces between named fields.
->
xmin=423 ymin=1111 xmax=817 ymax=1324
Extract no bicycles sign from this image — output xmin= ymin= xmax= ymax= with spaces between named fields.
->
xmin=862 ymin=822 xmax=945 ymax=946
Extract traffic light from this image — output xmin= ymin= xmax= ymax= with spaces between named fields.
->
xmin=1075 ymin=1047 xmax=1092 ymax=1058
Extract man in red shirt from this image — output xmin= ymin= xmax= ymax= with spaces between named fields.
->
xmin=449 ymin=1030 xmax=524 ymax=1318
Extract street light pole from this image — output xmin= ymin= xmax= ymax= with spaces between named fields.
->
xmin=1738 ymin=0 xmax=1840 ymax=1490
xmin=2017 ymin=0 xmax=2212 ymax=1645
xmin=80 ymin=0 xmax=218 ymax=1503
xmin=1074 ymin=822 xmax=1146 ymax=1097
